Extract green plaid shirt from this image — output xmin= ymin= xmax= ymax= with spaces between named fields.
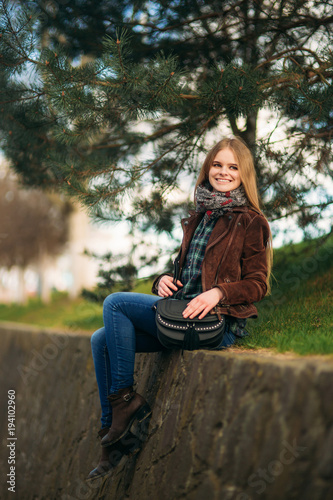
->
xmin=175 ymin=210 xmax=248 ymax=338
xmin=175 ymin=212 xmax=217 ymax=299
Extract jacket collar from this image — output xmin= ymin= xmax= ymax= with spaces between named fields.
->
xmin=181 ymin=205 xmax=261 ymax=256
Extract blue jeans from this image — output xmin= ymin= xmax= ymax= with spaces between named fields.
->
xmin=91 ymin=292 xmax=237 ymax=428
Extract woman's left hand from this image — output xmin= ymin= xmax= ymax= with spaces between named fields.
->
xmin=182 ymin=288 xmax=223 ymax=320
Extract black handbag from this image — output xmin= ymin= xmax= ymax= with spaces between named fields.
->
xmin=155 ymin=298 xmax=226 ymax=351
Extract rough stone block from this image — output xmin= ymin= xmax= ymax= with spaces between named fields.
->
xmin=0 ymin=323 xmax=332 ymax=500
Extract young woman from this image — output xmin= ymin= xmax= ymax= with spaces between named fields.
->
xmin=87 ymin=136 xmax=272 ymax=480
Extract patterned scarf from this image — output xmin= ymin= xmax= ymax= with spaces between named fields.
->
xmin=195 ymin=182 xmax=248 ymax=216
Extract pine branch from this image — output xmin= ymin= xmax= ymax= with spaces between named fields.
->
xmin=270 ymin=201 xmax=333 ymax=222
xmin=256 ymin=47 xmax=326 ymax=70
xmin=125 ymin=12 xmax=221 ymax=33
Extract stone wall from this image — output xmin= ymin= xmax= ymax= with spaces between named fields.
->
xmin=0 ymin=322 xmax=332 ymax=500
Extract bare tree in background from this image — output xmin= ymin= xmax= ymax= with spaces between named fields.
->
xmin=0 ymin=171 xmax=71 ymax=303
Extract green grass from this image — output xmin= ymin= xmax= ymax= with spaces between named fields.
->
xmin=0 ymin=280 xmax=154 ymax=333
xmin=0 ymin=292 xmax=104 ymax=333
xmin=242 ymin=233 xmax=333 ymax=355
xmin=0 ymin=235 xmax=332 ymax=355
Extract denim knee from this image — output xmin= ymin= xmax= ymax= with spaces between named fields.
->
xmin=91 ymin=327 xmax=106 ymax=353
xmin=103 ymin=292 xmax=125 ymax=313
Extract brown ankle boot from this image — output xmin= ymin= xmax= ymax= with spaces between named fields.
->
xmin=101 ymin=387 xmax=151 ymax=448
xmin=86 ymin=427 xmax=140 ymax=481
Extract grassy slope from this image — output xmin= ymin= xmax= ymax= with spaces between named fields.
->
xmin=0 ymin=293 xmax=104 ymax=332
xmin=242 ymin=233 xmax=333 ymax=355
xmin=0 ymin=235 xmax=332 ymax=355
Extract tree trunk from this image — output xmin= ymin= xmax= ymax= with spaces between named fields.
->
xmin=16 ymin=266 xmax=27 ymax=304
xmin=243 ymin=111 xmax=258 ymax=147
xmin=37 ymin=254 xmax=52 ymax=304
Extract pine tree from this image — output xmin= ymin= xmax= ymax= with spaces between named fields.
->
xmin=0 ymin=0 xmax=332 ymax=248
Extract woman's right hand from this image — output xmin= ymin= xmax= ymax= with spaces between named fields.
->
xmin=157 ymin=275 xmax=183 ymax=297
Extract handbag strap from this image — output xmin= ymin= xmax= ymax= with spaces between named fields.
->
xmin=172 ymin=247 xmax=182 ymax=285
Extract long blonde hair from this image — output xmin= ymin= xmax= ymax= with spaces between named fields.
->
xmin=195 ymin=136 xmax=273 ymax=294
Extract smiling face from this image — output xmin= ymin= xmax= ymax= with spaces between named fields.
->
xmin=208 ymin=148 xmax=241 ymax=193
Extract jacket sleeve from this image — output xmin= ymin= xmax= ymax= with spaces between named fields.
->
xmin=215 ymin=215 xmax=270 ymax=305
xmin=151 ymin=245 xmax=182 ymax=295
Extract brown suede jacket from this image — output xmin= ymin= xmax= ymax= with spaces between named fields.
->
xmin=152 ymin=207 xmax=270 ymax=319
